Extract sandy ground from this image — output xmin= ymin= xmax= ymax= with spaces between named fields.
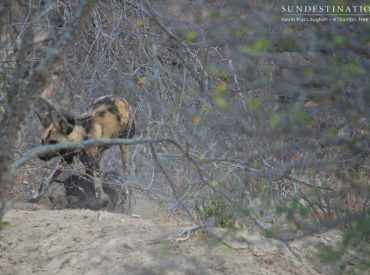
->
xmin=0 ymin=199 xmax=338 ymax=275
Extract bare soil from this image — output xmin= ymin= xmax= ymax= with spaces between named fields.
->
xmin=0 ymin=199 xmax=338 ymax=275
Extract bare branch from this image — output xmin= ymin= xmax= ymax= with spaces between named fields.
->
xmin=12 ymin=137 xmax=179 ymax=172
xmin=149 ymin=143 xmax=195 ymax=221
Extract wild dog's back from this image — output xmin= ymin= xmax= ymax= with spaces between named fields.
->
xmin=88 ymin=95 xmax=135 ymax=139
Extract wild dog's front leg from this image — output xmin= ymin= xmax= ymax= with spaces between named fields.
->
xmin=28 ymin=158 xmax=70 ymax=202
xmin=82 ymin=148 xmax=103 ymax=200
xmin=119 ymin=145 xmax=129 ymax=176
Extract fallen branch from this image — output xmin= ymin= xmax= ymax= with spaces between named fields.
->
xmin=146 ymin=224 xmax=204 ymax=245
xmin=175 ymin=224 xmax=203 ymax=242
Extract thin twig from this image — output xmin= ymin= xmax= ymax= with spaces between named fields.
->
xmin=149 ymin=143 xmax=195 ymax=222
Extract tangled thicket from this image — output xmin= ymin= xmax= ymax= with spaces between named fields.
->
xmin=1 ymin=0 xmax=369 ymax=272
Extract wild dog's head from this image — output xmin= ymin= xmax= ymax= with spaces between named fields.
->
xmin=37 ymin=107 xmax=76 ymax=161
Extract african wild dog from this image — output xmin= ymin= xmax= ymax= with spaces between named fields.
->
xmin=30 ymin=95 xmax=136 ymax=203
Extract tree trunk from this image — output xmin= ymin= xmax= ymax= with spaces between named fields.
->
xmin=0 ymin=0 xmax=97 ymax=222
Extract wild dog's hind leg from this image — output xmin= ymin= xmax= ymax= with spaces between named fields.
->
xmin=119 ymin=145 xmax=129 ymax=176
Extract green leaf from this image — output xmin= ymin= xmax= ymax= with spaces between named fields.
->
xmin=244 ymin=96 xmax=261 ymax=111
xmin=251 ymin=38 xmax=272 ymax=51
xmin=206 ymin=63 xmax=221 ymax=77
xmin=210 ymin=9 xmax=221 ymax=18
xmin=274 ymin=37 xmax=302 ymax=52
xmin=239 ymin=38 xmax=272 ymax=53
xmin=292 ymin=110 xmax=310 ymax=125
xmin=0 ymin=220 xmax=11 ymax=229
xmin=333 ymin=35 xmax=346 ymax=46
xmin=184 ymin=30 xmax=197 ymax=43
xmin=340 ymin=62 xmax=366 ymax=75
xmin=215 ymin=81 xmax=227 ymax=93
xmin=270 ymin=113 xmax=282 ymax=129
xmin=213 ymin=81 xmax=228 ymax=109
xmin=213 ymin=94 xmax=228 ymax=109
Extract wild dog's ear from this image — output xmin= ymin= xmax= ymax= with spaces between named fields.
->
xmin=36 ymin=97 xmax=54 ymax=127
xmin=59 ymin=116 xmax=75 ymax=135
xmin=36 ymin=111 xmax=52 ymax=128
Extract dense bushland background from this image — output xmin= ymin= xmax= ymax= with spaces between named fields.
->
xmin=1 ymin=1 xmax=369 ymax=273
